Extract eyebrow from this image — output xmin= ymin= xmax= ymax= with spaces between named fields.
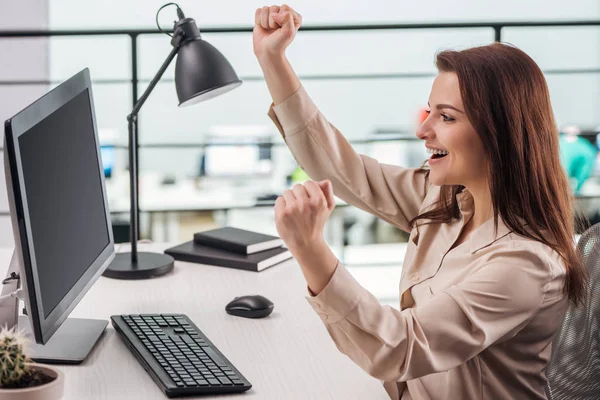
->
xmin=427 ymin=102 xmax=465 ymax=114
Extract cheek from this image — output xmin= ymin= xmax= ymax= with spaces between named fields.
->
xmin=447 ymin=132 xmax=483 ymax=162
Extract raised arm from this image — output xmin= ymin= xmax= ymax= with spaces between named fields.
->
xmin=253 ymin=5 xmax=431 ymax=233
xmin=253 ymin=5 xmax=302 ymax=105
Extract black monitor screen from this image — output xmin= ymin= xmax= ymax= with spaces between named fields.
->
xmin=18 ymin=89 xmax=109 ymax=318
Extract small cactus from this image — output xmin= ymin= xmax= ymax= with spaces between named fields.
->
xmin=0 ymin=326 xmax=31 ymax=388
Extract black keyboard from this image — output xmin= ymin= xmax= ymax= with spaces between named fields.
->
xmin=111 ymin=314 xmax=252 ymax=397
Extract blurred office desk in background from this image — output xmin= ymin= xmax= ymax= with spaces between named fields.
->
xmin=0 ymin=244 xmax=389 ymax=400
xmin=106 ymin=178 xmax=349 ymax=256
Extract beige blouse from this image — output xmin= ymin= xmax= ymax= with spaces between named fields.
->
xmin=267 ymin=86 xmax=569 ymax=400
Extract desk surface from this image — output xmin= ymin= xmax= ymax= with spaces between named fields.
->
xmin=0 ymin=244 xmax=388 ymax=400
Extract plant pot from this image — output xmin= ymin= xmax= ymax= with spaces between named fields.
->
xmin=0 ymin=363 xmax=64 ymax=400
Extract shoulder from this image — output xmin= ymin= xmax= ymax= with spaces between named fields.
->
xmin=443 ymin=241 xmax=556 ymax=317
xmin=474 ymin=238 xmax=566 ymax=293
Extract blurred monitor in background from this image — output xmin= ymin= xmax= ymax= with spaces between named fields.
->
xmin=98 ymin=129 xmax=118 ymax=179
xmin=199 ymin=125 xmax=274 ymax=178
xmin=368 ymin=128 xmax=426 ymax=169
xmin=100 ymin=145 xmax=115 ymax=178
xmin=202 ymin=143 xmax=272 ymax=177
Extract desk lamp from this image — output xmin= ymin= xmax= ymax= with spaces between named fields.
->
xmin=103 ymin=3 xmax=242 ymax=279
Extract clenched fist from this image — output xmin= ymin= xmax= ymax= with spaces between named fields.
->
xmin=274 ymin=180 xmax=335 ymax=252
xmin=253 ymin=4 xmax=302 ymax=58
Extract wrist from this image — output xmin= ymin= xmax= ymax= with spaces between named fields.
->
xmin=288 ymin=237 xmax=336 ymax=268
xmin=289 ymin=238 xmax=339 ymax=296
xmin=257 ymin=52 xmax=287 ymax=69
xmin=287 ymin=235 xmax=326 ymax=254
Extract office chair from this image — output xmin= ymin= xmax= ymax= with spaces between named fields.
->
xmin=545 ymin=223 xmax=600 ymax=399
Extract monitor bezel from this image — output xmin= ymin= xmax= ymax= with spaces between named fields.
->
xmin=3 ymin=68 xmax=115 ymax=344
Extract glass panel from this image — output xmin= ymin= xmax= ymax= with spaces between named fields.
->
xmin=49 ymin=36 xmax=131 ymax=81
xmin=503 ymin=27 xmax=600 ymax=70
xmin=137 ymin=77 xmax=434 ymax=148
xmin=545 ymin=74 xmax=600 ymax=128
xmin=138 ymin=28 xmax=493 ymax=80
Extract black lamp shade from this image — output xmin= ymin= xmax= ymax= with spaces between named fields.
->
xmin=175 ymin=38 xmax=242 ymax=107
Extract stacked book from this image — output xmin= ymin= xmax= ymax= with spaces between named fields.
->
xmin=164 ymin=227 xmax=292 ymax=272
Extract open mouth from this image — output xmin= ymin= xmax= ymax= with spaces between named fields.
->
xmin=430 ymin=153 xmax=448 ymax=160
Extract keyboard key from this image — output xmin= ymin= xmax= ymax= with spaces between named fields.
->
xmin=204 ymin=348 xmax=227 ymax=367
xmin=218 ymin=377 xmax=233 ymax=385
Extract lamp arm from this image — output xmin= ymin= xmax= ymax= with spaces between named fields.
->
xmin=128 ymin=31 xmax=184 ymax=120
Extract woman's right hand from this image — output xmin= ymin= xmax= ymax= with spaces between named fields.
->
xmin=253 ymin=4 xmax=302 ymax=59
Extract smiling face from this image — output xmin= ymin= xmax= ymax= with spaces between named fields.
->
xmin=416 ymin=72 xmax=489 ymax=188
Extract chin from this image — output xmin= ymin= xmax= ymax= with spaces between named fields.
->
xmin=428 ymin=170 xmax=458 ymax=187
xmin=428 ymin=170 xmax=445 ymax=186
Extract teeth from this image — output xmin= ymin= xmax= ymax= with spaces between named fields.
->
xmin=426 ymin=148 xmax=449 ymax=155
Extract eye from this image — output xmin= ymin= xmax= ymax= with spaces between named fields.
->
xmin=441 ymin=113 xmax=455 ymax=122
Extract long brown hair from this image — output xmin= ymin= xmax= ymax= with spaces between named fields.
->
xmin=408 ymin=42 xmax=588 ymax=306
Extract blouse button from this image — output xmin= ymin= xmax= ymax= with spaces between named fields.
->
xmin=411 ymin=274 xmax=419 ymax=281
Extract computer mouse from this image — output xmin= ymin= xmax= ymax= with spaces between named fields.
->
xmin=225 ymin=295 xmax=274 ymax=319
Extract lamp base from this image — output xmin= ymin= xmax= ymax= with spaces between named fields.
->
xmin=103 ymin=252 xmax=174 ymax=279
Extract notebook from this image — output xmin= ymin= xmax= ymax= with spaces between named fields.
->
xmin=164 ymin=241 xmax=292 ymax=272
xmin=193 ymin=227 xmax=283 ymax=255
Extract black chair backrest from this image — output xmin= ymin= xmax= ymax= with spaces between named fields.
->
xmin=545 ymin=223 xmax=600 ymax=399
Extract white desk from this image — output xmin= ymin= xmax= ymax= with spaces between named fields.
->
xmin=0 ymin=244 xmax=389 ymax=400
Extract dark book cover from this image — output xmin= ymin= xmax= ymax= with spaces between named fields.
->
xmin=164 ymin=241 xmax=292 ymax=272
xmin=193 ymin=227 xmax=283 ymax=255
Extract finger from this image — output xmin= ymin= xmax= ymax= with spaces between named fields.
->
xmin=275 ymin=195 xmax=285 ymax=212
xmin=317 ymin=180 xmax=335 ymax=210
xmin=304 ymin=180 xmax=327 ymax=208
xmin=292 ymin=183 xmax=308 ymax=201
xmin=282 ymin=189 xmax=296 ymax=207
xmin=261 ymin=6 xmax=270 ymax=29
xmin=268 ymin=5 xmax=280 ymax=29
xmin=254 ymin=8 xmax=261 ymax=26
xmin=285 ymin=11 xmax=296 ymax=33
xmin=273 ymin=10 xmax=293 ymax=30
xmin=280 ymin=4 xmax=302 ymax=28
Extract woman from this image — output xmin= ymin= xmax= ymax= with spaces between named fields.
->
xmin=253 ymin=5 xmax=587 ymax=399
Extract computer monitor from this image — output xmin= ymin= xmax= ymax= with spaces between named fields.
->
xmin=201 ymin=138 xmax=273 ymax=178
xmin=3 ymin=68 xmax=114 ymax=363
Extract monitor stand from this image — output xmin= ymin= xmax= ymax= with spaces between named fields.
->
xmin=0 ymin=251 xmax=107 ymax=364
xmin=18 ymin=316 xmax=107 ymax=365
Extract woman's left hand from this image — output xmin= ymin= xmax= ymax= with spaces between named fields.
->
xmin=274 ymin=179 xmax=335 ymax=252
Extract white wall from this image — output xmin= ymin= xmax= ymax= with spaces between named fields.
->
xmin=47 ymin=0 xmax=600 ymax=28
xmin=0 ymin=0 xmax=49 ymax=246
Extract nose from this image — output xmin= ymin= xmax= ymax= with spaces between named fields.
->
xmin=416 ymin=115 xmax=434 ymax=141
